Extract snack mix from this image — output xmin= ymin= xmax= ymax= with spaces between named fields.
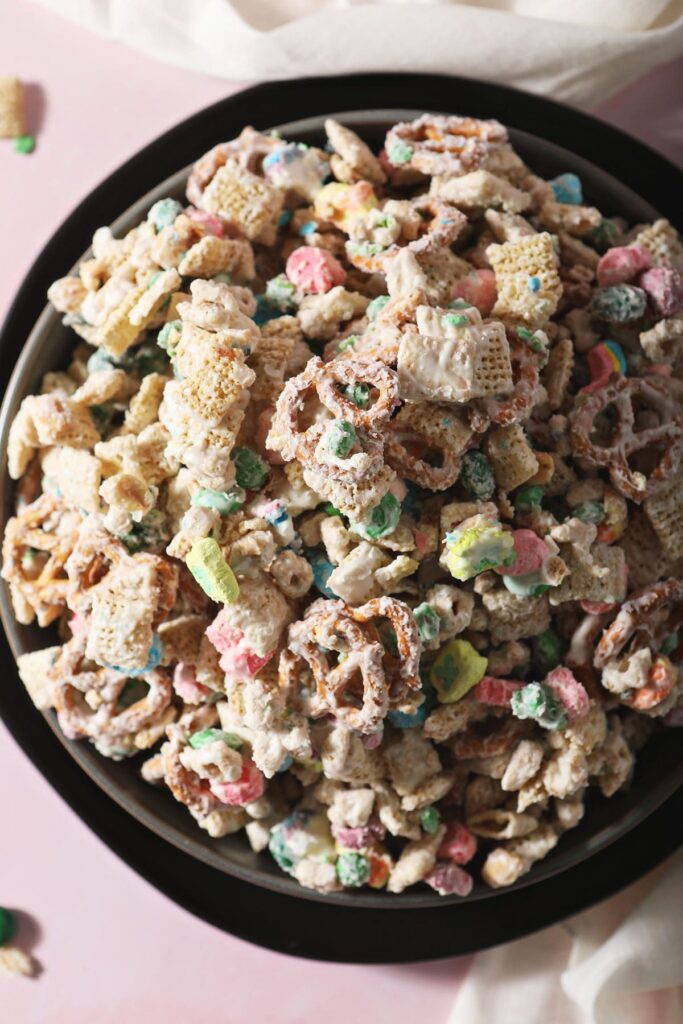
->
xmin=4 ymin=114 xmax=683 ymax=898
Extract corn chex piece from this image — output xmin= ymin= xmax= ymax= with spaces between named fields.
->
xmin=484 ymin=423 xmax=539 ymax=492
xmin=0 ymin=76 xmax=24 ymax=137
xmin=248 ymin=319 xmax=298 ymax=403
xmin=40 ymin=446 xmax=102 ymax=515
xmin=178 ymin=236 xmax=255 ymax=281
xmin=96 ymin=272 xmax=180 ymax=358
xmin=28 ymin=392 xmax=100 ymax=450
xmin=431 ymin=171 xmax=531 ymax=215
xmin=86 ymin=559 xmax=160 ymax=671
xmin=398 ymin=306 xmax=512 ymax=403
xmin=392 ymin=402 xmax=473 ymax=454
xmin=176 ymin=352 xmax=255 ymax=421
xmin=199 ymin=160 xmax=284 ymax=244
xmin=539 ymin=201 xmax=601 ymax=238
xmin=644 ymin=478 xmax=683 ymax=560
xmin=549 ymin=542 xmax=626 ymax=606
xmin=482 ymin=588 xmax=551 ymax=644
xmin=17 ymin=646 xmax=61 ymax=709
xmin=634 ymin=219 xmax=683 ymax=272
xmin=121 ymin=373 xmax=169 ymax=435
xmin=303 ymin=463 xmax=396 ymax=522
xmin=487 ymin=232 xmax=562 ymax=328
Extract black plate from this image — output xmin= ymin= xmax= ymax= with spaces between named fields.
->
xmin=1 ymin=74 xmax=682 ymax=958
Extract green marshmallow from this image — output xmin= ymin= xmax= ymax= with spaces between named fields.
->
xmin=344 ymin=383 xmax=370 ymax=408
xmin=414 ymin=603 xmax=440 ymax=643
xmin=325 ymin=420 xmax=356 ymax=458
xmin=460 ymin=451 xmax=496 ymax=502
xmin=336 ymin=852 xmax=371 ymax=888
xmin=14 ymin=134 xmax=35 ymax=154
xmin=231 ymin=447 xmax=269 ymax=490
xmin=0 ymin=907 xmax=16 ymax=946
xmin=189 ymin=728 xmax=242 ymax=750
xmin=511 ymin=682 xmax=567 ymax=731
xmin=573 ymin=501 xmax=606 ymax=525
xmin=420 ymin=806 xmax=440 ymax=835
xmin=192 ymin=486 xmax=245 ymax=516
xmin=354 ymin=493 xmax=401 ymax=540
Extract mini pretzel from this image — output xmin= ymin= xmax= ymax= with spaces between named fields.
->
xmin=346 ymin=197 xmax=466 ymax=273
xmin=272 ymin=357 xmax=398 ymax=478
xmin=594 ymin=578 xmax=683 ymax=669
xmin=569 ymin=377 xmax=683 ymax=502
xmin=315 ymin=358 xmax=401 ymax=430
xmin=161 ymin=717 xmax=224 ymax=819
xmin=52 ymin=631 xmax=173 ymax=744
xmin=281 ymin=596 xmax=420 ymax=732
xmin=351 ymin=595 xmax=422 ymax=699
xmin=282 ymin=599 xmax=388 ymax=733
xmin=468 ymin=337 xmax=539 ymax=432
xmin=1 ymin=494 xmax=82 ymax=627
xmin=186 ymin=128 xmax=283 ymax=206
xmin=385 ymin=114 xmax=507 ymax=176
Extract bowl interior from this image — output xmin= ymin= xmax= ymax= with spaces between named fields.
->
xmin=1 ymin=109 xmax=681 ymax=909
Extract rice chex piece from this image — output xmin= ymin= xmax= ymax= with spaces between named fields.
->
xmin=487 ymin=232 xmax=562 ymax=328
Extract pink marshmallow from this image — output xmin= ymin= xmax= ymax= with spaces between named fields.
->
xmin=596 ymin=245 xmax=651 ymax=288
xmin=579 ymin=599 xmax=618 ymax=614
xmin=638 ymin=266 xmax=683 ymax=317
xmin=331 ymin=823 xmax=387 ymax=849
xmin=173 ymin=662 xmax=211 ymax=704
xmin=69 ymin=613 xmax=86 ymax=636
xmin=211 ymin=756 xmax=265 ymax=806
xmin=285 ymin=245 xmax=346 ymax=294
xmin=389 ymin=477 xmax=408 ymax=503
xmin=206 ymin=611 xmax=274 ymax=678
xmin=473 ymin=675 xmax=524 ymax=708
xmin=544 ymin=666 xmax=590 ymax=720
xmin=425 ymin=862 xmax=473 ymax=897
xmin=186 ymin=207 xmax=225 ymax=237
xmin=450 ymin=269 xmax=497 ymax=317
xmin=496 ymin=529 xmax=549 ymax=576
xmin=437 ymin=822 xmax=477 ymax=865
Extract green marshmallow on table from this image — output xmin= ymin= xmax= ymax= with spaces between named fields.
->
xmin=185 ymin=538 xmax=239 ymax=604
xmin=0 ymin=906 xmax=16 ymax=946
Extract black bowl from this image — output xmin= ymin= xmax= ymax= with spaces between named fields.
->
xmin=1 ymin=78 xmax=682 ymax=927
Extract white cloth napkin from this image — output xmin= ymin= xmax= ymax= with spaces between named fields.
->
xmin=30 ymin=2 xmax=683 ymax=1018
xmin=34 ymin=0 xmax=683 ymax=105
xmin=450 ymin=851 xmax=683 ymax=1024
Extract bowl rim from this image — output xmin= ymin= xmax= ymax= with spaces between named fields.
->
xmin=1 ymin=90 xmax=682 ymax=912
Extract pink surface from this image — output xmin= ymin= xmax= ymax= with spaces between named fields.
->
xmin=0 ymin=3 xmax=680 ymax=1020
